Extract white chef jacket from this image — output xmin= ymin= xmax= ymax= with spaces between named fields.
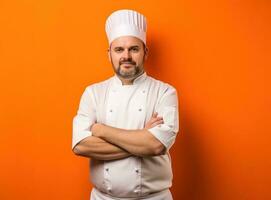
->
xmin=72 ymin=72 xmax=179 ymax=199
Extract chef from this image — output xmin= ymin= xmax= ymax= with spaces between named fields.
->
xmin=72 ymin=9 xmax=179 ymax=200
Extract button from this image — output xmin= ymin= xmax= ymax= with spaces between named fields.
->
xmin=134 ymin=189 xmax=140 ymax=194
xmin=138 ymin=108 xmax=142 ymax=112
xmin=109 ymin=109 xmax=113 ymax=113
xmin=135 ymin=169 xmax=139 ymax=173
xmin=105 ymin=168 xmax=109 ymax=171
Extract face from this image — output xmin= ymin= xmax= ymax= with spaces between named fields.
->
xmin=108 ymin=36 xmax=148 ymax=80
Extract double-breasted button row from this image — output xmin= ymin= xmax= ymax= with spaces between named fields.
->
xmin=108 ymin=108 xmax=143 ymax=113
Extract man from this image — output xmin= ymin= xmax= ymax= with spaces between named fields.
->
xmin=72 ymin=9 xmax=179 ymax=200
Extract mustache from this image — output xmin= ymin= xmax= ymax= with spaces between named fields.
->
xmin=119 ymin=59 xmax=136 ymax=66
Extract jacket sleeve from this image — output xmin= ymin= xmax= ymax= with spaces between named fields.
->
xmin=72 ymin=87 xmax=97 ymax=149
xmin=147 ymin=86 xmax=179 ymax=150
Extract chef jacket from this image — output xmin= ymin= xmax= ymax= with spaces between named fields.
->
xmin=72 ymin=72 xmax=179 ymax=199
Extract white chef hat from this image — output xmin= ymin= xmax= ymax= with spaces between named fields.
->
xmin=105 ymin=9 xmax=147 ymax=45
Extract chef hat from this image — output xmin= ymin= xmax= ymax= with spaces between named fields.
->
xmin=105 ymin=9 xmax=147 ymax=45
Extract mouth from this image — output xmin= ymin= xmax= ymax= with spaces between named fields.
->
xmin=121 ymin=62 xmax=134 ymax=65
xmin=120 ymin=63 xmax=135 ymax=68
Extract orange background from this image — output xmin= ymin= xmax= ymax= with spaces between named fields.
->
xmin=0 ymin=0 xmax=270 ymax=199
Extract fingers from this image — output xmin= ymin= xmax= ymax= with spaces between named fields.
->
xmin=144 ymin=112 xmax=164 ymax=129
xmin=152 ymin=112 xmax=158 ymax=118
xmin=149 ymin=112 xmax=163 ymax=124
xmin=147 ymin=116 xmax=164 ymax=129
xmin=150 ymin=119 xmax=164 ymax=128
xmin=149 ymin=116 xmax=163 ymax=124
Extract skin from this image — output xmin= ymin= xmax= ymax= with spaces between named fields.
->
xmin=73 ymin=113 xmax=164 ymax=160
xmin=108 ymin=36 xmax=148 ymax=85
xmin=73 ymin=36 xmax=165 ymax=160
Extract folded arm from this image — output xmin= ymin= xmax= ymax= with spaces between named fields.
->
xmin=73 ymin=112 xmax=164 ymax=159
xmin=91 ymin=113 xmax=166 ymax=157
xmin=73 ymin=136 xmax=131 ymax=160
xmin=72 ymin=87 xmax=130 ymax=160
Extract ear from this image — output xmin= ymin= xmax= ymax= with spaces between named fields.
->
xmin=144 ymin=46 xmax=149 ymax=61
xmin=107 ymin=47 xmax=111 ymax=62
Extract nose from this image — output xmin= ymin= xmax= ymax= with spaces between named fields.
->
xmin=122 ymin=49 xmax=131 ymax=60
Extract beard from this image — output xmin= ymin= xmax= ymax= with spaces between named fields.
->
xmin=113 ymin=58 xmax=144 ymax=79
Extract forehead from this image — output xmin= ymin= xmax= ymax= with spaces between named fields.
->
xmin=110 ymin=36 xmax=144 ymax=48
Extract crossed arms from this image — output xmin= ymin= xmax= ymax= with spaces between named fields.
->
xmin=73 ymin=113 xmax=165 ymax=160
xmin=72 ymin=86 xmax=179 ymax=161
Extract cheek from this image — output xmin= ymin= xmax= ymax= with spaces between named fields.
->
xmin=111 ymin=55 xmax=120 ymax=64
xmin=134 ymin=54 xmax=144 ymax=63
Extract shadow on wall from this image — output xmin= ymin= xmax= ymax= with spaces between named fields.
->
xmin=145 ymin=35 xmax=211 ymax=199
xmin=171 ymin=109 xmax=212 ymax=200
xmin=144 ymin=35 xmax=166 ymax=76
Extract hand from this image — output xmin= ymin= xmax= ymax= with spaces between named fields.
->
xmin=91 ymin=123 xmax=103 ymax=137
xmin=144 ymin=112 xmax=164 ymax=129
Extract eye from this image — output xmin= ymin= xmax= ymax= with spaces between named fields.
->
xmin=130 ymin=47 xmax=139 ymax=52
xmin=114 ymin=47 xmax=124 ymax=53
xmin=131 ymin=47 xmax=139 ymax=52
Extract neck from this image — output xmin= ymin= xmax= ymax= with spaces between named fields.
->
xmin=120 ymin=77 xmax=134 ymax=85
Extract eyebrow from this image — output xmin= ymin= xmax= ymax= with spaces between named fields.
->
xmin=113 ymin=45 xmax=141 ymax=50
